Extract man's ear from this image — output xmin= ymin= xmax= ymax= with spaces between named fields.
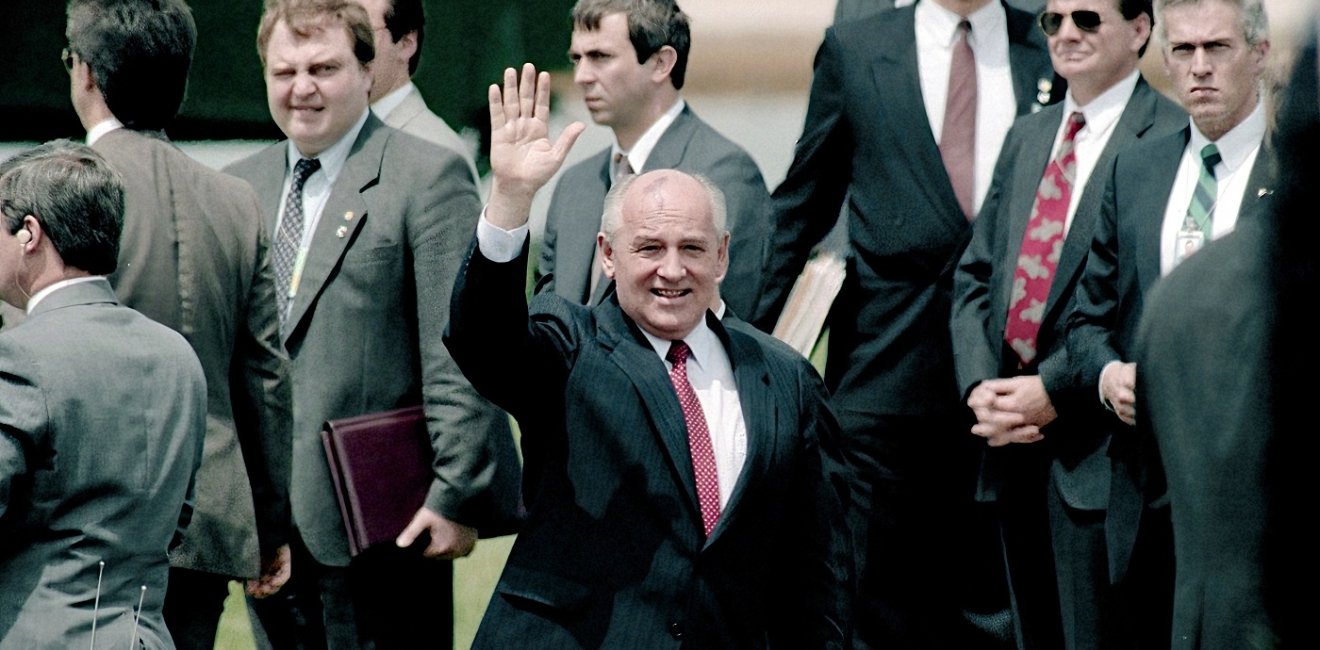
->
xmin=651 ymin=45 xmax=677 ymax=84
xmin=398 ymin=31 xmax=419 ymax=63
xmin=599 ymin=233 xmax=616 ymax=279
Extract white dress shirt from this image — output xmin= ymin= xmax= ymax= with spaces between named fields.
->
xmin=370 ymin=81 xmax=415 ymax=119
xmin=916 ymin=0 xmax=1018 ymax=216
xmin=85 ymin=117 xmax=124 ymax=146
xmin=611 ymin=99 xmax=686 ymax=177
xmin=1159 ymin=100 xmax=1266 ymax=275
xmin=1055 ymin=71 xmax=1140 ymax=233
xmin=25 ymin=276 xmax=103 ymax=314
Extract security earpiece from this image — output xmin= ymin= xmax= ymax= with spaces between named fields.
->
xmin=15 ymin=229 xmax=31 ymax=245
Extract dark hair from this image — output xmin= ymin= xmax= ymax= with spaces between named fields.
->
xmin=1118 ymin=0 xmax=1156 ymax=57
xmin=382 ymin=0 xmax=425 ymax=76
xmin=258 ymin=0 xmax=375 ymax=68
xmin=571 ymin=0 xmax=691 ymax=90
xmin=0 ymin=140 xmax=125 ymax=275
xmin=65 ymin=0 xmax=197 ymax=130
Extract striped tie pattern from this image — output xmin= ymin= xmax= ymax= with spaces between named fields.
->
xmin=273 ymin=157 xmax=320 ymax=322
xmin=1187 ymin=144 xmax=1222 ymax=234
xmin=667 ymin=340 xmax=721 ymax=538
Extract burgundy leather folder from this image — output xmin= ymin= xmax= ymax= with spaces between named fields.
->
xmin=321 ymin=406 xmax=432 ymax=556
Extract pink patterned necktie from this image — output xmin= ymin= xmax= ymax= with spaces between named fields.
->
xmin=1005 ymin=111 xmax=1086 ymax=366
xmin=940 ymin=19 xmax=977 ymax=220
xmin=666 ymin=340 xmax=721 ymax=537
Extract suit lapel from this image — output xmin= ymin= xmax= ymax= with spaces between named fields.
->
xmin=282 ymin=119 xmax=381 ymax=342
xmin=1135 ymin=128 xmax=1191 ymax=292
xmin=597 ymin=304 xmax=703 ymax=522
xmin=1006 ymin=2 xmax=1053 ymax=116
xmin=706 ymin=317 xmax=775 ymax=545
xmin=1044 ymin=79 xmax=1165 ymax=320
xmin=248 ymin=145 xmax=290 ymax=234
xmin=871 ymin=7 xmax=962 ymax=221
xmin=384 ymin=88 xmax=427 ymax=128
xmin=641 ymin=107 xmax=696 ymax=172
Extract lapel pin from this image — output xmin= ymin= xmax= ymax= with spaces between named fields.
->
xmin=1257 ymin=187 xmax=1272 ymax=198
xmin=344 ymin=211 xmax=354 ymax=221
xmin=336 ymin=225 xmax=348 ymax=238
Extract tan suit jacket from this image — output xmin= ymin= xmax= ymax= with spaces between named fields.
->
xmin=98 ymin=127 xmax=293 ymax=579
xmin=380 ymin=85 xmax=480 ymax=186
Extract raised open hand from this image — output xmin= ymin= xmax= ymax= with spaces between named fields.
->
xmin=486 ymin=63 xmax=585 ymax=228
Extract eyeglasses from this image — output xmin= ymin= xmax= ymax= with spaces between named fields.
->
xmin=1038 ymin=10 xmax=1103 ymax=36
xmin=61 ymin=47 xmax=75 ymax=71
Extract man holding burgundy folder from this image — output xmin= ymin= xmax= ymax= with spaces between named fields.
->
xmin=225 ymin=0 xmax=521 ymax=647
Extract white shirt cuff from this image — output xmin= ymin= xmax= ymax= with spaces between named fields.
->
xmin=476 ymin=207 xmax=529 ymax=263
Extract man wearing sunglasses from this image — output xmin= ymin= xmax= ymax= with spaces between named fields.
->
xmin=951 ymin=0 xmax=1184 ymax=647
xmin=753 ymin=0 xmax=1059 ymax=648
xmin=1068 ymin=0 xmax=1273 ymax=646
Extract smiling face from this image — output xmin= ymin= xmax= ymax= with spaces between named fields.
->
xmin=1045 ymin=0 xmax=1149 ymax=104
xmin=263 ymin=17 xmax=373 ymax=157
xmin=601 ymin=171 xmax=729 ymax=341
xmin=1161 ymin=0 xmax=1268 ymax=140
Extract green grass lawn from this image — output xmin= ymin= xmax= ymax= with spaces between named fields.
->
xmin=213 ymin=527 xmax=515 ymax=650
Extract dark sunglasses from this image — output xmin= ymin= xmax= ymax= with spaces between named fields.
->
xmin=61 ymin=46 xmax=75 ymax=71
xmin=1038 ymin=10 xmax=1103 ymax=36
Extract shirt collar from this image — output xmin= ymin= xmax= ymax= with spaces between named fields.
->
xmin=284 ymin=108 xmax=370 ymax=183
xmin=639 ymin=310 xmax=720 ymax=372
xmin=612 ymin=99 xmax=686 ymax=173
xmin=371 ymin=81 xmax=416 ymax=119
xmin=25 ymin=276 xmax=103 ymax=314
xmin=86 ymin=117 xmax=124 ymax=146
xmin=1189 ymin=98 xmax=1266 ymax=172
xmin=917 ymin=0 xmax=1006 ymax=48
xmin=1064 ymin=70 xmax=1141 ymax=137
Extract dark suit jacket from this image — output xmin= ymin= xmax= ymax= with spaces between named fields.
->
xmin=1066 ymin=123 xmax=1275 ymax=581
xmin=755 ymin=1 xmax=1056 ymax=423
xmin=536 ymin=105 xmax=770 ymax=318
xmin=0 ymin=279 xmax=207 ymax=649
xmin=97 ymin=127 xmax=293 ymax=579
xmin=951 ymin=78 xmax=1185 ymax=503
xmin=447 ymin=244 xmax=851 ymax=649
xmin=225 ymin=115 xmax=522 ymax=566
xmin=1135 ymin=218 xmax=1275 ymax=650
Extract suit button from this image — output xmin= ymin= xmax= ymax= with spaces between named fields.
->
xmin=669 ymin=622 xmax=684 ymax=639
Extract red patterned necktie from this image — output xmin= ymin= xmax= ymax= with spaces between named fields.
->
xmin=1005 ymin=111 xmax=1086 ymax=366
xmin=666 ymin=340 xmax=721 ymax=537
xmin=940 ymin=19 xmax=977 ymax=220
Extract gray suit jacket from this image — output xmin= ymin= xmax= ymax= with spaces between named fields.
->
xmin=380 ymin=85 xmax=480 ymax=186
xmin=1067 ymin=124 xmax=1276 ymax=581
xmin=97 ymin=127 xmax=293 ymax=579
xmin=536 ymin=105 xmax=770 ymax=319
xmin=448 ymin=244 xmax=850 ymax=649
xmin=951 ymin=78 xmax=1185 ymax=505
xmin=225 ymin=115 xmax=521 ymax=566
xmin=0 ymin=278 xmax=207 ymax=649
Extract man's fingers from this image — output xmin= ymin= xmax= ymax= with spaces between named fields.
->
xmin=488 ymin=83 xmax=506 ymax=133
xmin=502 ymin=66 xmax=519 ymax=121
xmin=553 ymin=122 xmax=587 ymax=162
xmin=396 ymin=517 xmax=424 ymax=548
xmin=535 ymin=70 xmax=553 ymax=120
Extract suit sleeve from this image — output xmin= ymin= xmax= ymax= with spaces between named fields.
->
xmin=1066 ymin=156 xmax=1125 ymax=392
xmin=705 ymin=149 xmax=770 ymax=320
xmin=753 ymin=27 xmax=856 ymax=331
xmin=778 ymin=356 xmax=852 ymax=648
xmin=534 ymin=184 xmax=565 ymax=297
xmin=229 ymin=186 xmax=294 ymax=557
xmin=0 ymin=339 xmax=41 ymax=526
xmin=950 ymin=124 xmax=1024 ymax=398
xmin=407 ymin=153 xmax=522 ymax=528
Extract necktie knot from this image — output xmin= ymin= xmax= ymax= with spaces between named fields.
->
xmin=293 ymin=157 xmax=321 ymax=188
xmin=1200 ymin=144 xmax=1222 ymax=173
xmin=1064 ymin=111 xmax=1086 ymax=141
xmin=613 ymin=152 xmax=634 ymax=184
xmin=956 ymin=19 xmax=971 ymax=40
xmin=666 ymin=340 xmax=690 ymax=366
